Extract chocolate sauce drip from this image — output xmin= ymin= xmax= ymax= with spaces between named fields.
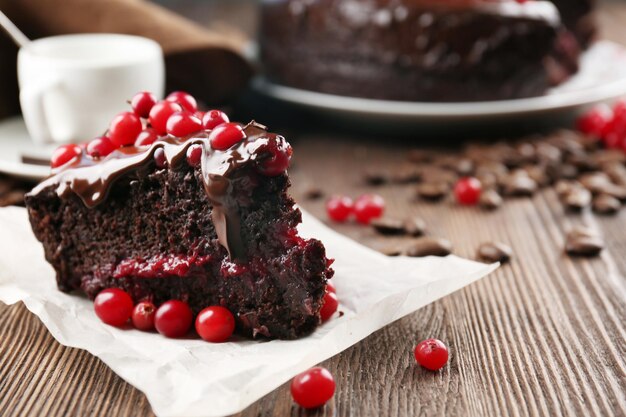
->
xmin=27 ymin=122 xmax=290 ymax=260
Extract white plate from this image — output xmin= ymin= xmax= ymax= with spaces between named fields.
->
xmin=253 ymin=40 xmax=626 ymax=121
xmin=0 ymin=117 xmax=52 ymax=181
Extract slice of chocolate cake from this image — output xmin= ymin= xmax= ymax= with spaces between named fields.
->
xmin=25 ymin=118 xmax=333 ymax=340
xmin=260 ymin=0 xmax=581 ymax=102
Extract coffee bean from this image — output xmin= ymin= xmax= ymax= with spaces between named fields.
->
xmin=592 ymin=149 xmax=626 ymax=166
xmin=381 ymin=245 xmax=403 ymax=257
xmin=579 ymin=172 xmax=612 ymax=193
xmin=302 ymin=187 xmax=324 ymax=200
xmin=479 ymin=189 xmax=503 ymax=210
xmin=476 ymin=242 xmax=513 ymax=264
xmin=364 ymin=170 xmax=390 ymax=186
xmin=404 ymin=217 xmax=426 ymax=237
xmin=371 ymin=218 xmax=407 ymax=235
xmin=524 ymin=165 xmax=551 ymax=187
xmin=603 ymin=162 xmax=626 ymax=186
xmin=563 ymin=186 xmax=591 ymax=211
xmin=390 ymin=165 xmax=422 ymax=184
xmin=407 ymin=149 xmax=434 ymax=164
xmin=536 ymin=143 xmax=562 ymax=164
xmin=555 ymin=180 xmax=581 ymax=198
xmin=405 ymin=237 xmax=453 ymax=257
xmin=455 ymin=158 xmax=475 ymax=176
xmin=565 ymin=227 xmax=604 ymax=257
xmin=502 ymin=172 xmax=538 ymax=196
xmin=416 ymin=182 xmax=449 ymax=201
xmin=592 ymin=194 xmax=621 ymax=215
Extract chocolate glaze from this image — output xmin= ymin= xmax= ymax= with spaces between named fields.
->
xmin=27 ymin=122 xmax=290 ymax=260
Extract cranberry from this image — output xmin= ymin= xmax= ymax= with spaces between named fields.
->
xmin=576 ymin=105 xmax=612 ymax=137
xmin=326 ymin=196 xmax=354 ymax=222
xmin=194 ymin=111 xmax=206 ymax=121
xmin=319 ymin=291 xmax=338 ymax=322
xmin=186 ymin=144 xmax=203 ymax=167
xmin=86 ymin=136 xmax=116 ymax=159
xmin=135 ymin=128 xmax=159 ymax=147
xmin=195 ymin=306 xmax=236 ymax=343
xmin=166 ymin=112 xmax=202 ymax=137
xmin=154 ymin=300 xmax=193 ymax=338
xmin=50 ymin=144 xmax=81 ymax=168
xmin=202 ymin=109 xmax=229 ymax=130
xmin=209 ymin=122 xmax=246 ymax=150
xmin=130 ymin=91 xmax=157 ymax=118
xmin=166 ymin=91 xmax=197 ymax=113
xmin=326 ymin=280 xmax=336 ymax=294
xmin=154 ymin=147 xmax=167 ymax=168
xmin=354 ymin=194 xmax=385 ymax=224
xmin=109 ymin=111 xmax=143 ymax=147
xmin=290 ymin=367 xmax=335 ymax=409
xmin=454 ymin=177 xmax=482 ymax=205
xmin=604 ymin=131 xmax=625 ymax=149
xmin=414 ymin=338 xmax=449 ymax=371
xmin=94 ymin=288 xmax=134 ymax=327
xmin=258 ymin=142 xmax=292 ymax=176
xmin=132 ymin=301 xmax=156 ymax=331
xmin=149 ymin=101 xmax=183 ymax=135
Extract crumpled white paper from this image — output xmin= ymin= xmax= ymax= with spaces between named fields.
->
xmin=0 ymin=206 xmax=497 ymax=417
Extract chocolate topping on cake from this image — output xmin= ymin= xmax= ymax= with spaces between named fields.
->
xmin=27 ymin=122 xmax=288 ymax=260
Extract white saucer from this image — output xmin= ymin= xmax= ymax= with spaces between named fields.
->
xmin=253 ymin=41 xmax=626 ymax=121
xmin=0 ymin=117 xmax=52 ymax=181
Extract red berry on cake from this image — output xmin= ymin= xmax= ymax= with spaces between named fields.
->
xmin=130 ymin=91 xmax=157 ymax=118
xmin=290 ymin=367 xmax=336 ymax=409
xmin=354 ymin=194 xmax=385 ymax=224
xmin=454 ymin=177 xmax=482 ymax=205
xmin=186 ymin=144 xmax=203 ymax=167
xmin=132 ymin=301 xmax=157 ymax=331
xmin=258 ymin=142 xmax=292 ymax=176
xmin=149 ymin=101 xmax=183 ymax=135
xmin=202 ymin=109 xmax=230 ymax=130
xmin=326 ymin=196 xmax=354 ymax=222
xmin=94 ymin=288 xmax=134 ymax=327
xmin=135 ymin=128 xmax=159 ymax=147
xmin=50 ymin=144 xmax=82 ymax=168
xmin=109 ymin=111 xmax=143 ymax=147
xmin=166 ymin=112 xmax=203 ymax=137
xmin=154 ymin=300 xmax=193 ymax=338
xmin=414 ymin=338 xmax=449 ymax=371
xmin=166 ymin=91 xmax=198 ymax=113
xmin=195 ymin=306 xmax=236 ymax=343
xmin=153 ymin=147 xmax=168 ymax=168
xmin=209 ymin=122 xmax=246 ymax=150
xmin=319 ymin=290 xmax=338 ymax=322
xmin=86 ymin=136 xmax=116 ymax=159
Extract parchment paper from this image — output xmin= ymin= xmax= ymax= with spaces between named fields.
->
xmin=0 ymin=206 xmax=497 ymax=417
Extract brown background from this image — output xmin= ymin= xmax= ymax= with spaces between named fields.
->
xmin=1 ymin=1 xmax=625 ymax=417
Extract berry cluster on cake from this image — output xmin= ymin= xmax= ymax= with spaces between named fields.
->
xmin=25 ymin=91 xmax=334 ymax=340
xmin=260 ymin=0 xmax=588 ymax=102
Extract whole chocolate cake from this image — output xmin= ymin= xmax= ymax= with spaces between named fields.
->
xmin=548 ymin=0 xmax=596 ymax=47
xmin=260 ymin=0 xmax=581 ymax=102
xmin=25 ymin=119 xmax=333 ymax=340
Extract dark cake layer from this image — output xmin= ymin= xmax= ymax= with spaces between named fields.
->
xmin=25 ymin=123 xmax=333 ymax=339
xmin=260 ymin=0 xmax=581 ymax=102
xmin=549 ymin=0 xmax=596 ymax=48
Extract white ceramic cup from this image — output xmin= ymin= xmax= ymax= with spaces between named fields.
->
xmin=18 ymin=33 xmax=165 ymax=144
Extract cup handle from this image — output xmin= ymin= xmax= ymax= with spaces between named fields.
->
xmin=20 ymin=77 xmax=63 ymax=144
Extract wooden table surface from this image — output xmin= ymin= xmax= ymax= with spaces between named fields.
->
xmin=1 ymin=2 xmax=626 ymax=417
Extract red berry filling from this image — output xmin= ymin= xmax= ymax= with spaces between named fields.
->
xmin=290 ymin=367 xmax=336 ymax=409
xmin=186 ymin=144 xmax=203 ymax=167
xmin=209 ymin=122 xmax=246 ymax=150
xmin=154 ymin=300 xmax=193 ymax=338
xmin=50 ymin=144 xmax=82 ymax=168
xmin=414 ymin=338 xmax=449 ymax=371
xmin=154 ymin=148 xmax=167 ymax=169
xmin=258 ymin=141 xmax=292 ymax=176
xmin=195 ymin=306 xmax=236 ymax=343
xmin=130 ymin=91 xmax=157 ymax=118
xmin=94 ymin=288 xmax=134 ymax=327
